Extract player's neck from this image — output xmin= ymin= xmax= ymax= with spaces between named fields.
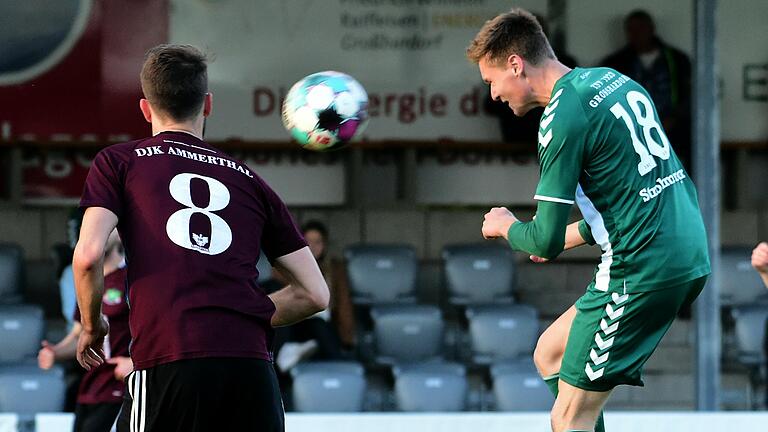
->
xmin=532 ymin=60 xmax=572 ymax=106
xmin=151 ymin=118 xmax=204 ymax=140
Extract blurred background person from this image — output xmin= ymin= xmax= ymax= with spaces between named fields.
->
xmin=272 ymin=220 xmax=356 ymax=373
xmin=601 ymin=9 xmax=692 ymax=174
xmin=38 ymin=230 xmax=132 ymax=432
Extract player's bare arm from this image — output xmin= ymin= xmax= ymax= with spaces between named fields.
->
xmin=38 ymin=322 xmax=82 ymax=369
xmin=72 ymin=206 xmax=118 ymax=370
xmin=269 ymin=246 xmax=330 ymax=327
xmin=752 ymin=241 xmax=768 ymax=288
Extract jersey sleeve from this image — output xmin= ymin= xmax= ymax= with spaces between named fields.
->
xmin=258 ymin=180 xmax=308 ymax=263
xmin=534 ymin=87 xmax=589 ymax=205
xmin=80 ymin=148 xmax=126 ymax=218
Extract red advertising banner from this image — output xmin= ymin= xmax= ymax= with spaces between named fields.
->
xmin=0 ymin=0 xmax=167 ymax=144
xmin=22 ymin=147 xmax=98 ymax=205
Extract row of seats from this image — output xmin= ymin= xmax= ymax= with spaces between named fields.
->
xmin=0 ymin=359 xmax=551 ymax=414
xmin=345 ymin=243 xmax=516 ymax=306
xmin=345 ymin=244 xmax=768 ymax=307
xmin=290 ymin=360 xmax=551 ymax=412
xmin=0 ymin=243 xmax=764 ymax=308
xmin=0 ymin=303 xmax=538 ymax=367
xmin=370 ymin=304 xmax=538 ymax=365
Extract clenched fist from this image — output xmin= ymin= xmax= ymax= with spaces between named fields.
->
xmin=482 ymin=207 xmax=518 ymax=240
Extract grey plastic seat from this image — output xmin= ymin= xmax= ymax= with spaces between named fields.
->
xmin=394 ymin=362 xmax=467 ymax=412
xmin=491 ymin=359 xmax=551 ymax=411
xmin=0 ymin=367 xmax=65 ymax=414
xmin=0 ymin=305 xmax=44 ymax=363
xmin=466 ymin=305 xmax=539 ymax=364
xmin=730 ymin=304 xmax=768 ymax=409
xmin=720 ymin=247 xmax=767 ymax=306
xmin=371 ymin=305 xmax=444 ymax=364
xmin=0 ymin=243 xmax=24 ymax=304
xmin=290 ymin=361 xmax=366 ymax=412
xmin=443 ymin=244 xmax=516 ymax=305
xmin=731 ymin=305 xmax=768 ymax=367
xmin=344 ymin=244 xmax=417 ymax=304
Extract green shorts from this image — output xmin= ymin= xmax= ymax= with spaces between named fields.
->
xmin=559 ymin=275 xmax=707 ymax=392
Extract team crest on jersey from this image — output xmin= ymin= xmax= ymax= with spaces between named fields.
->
xmin=103 ymin=288 xmax=123 ymax=306
xmin=192 ymin=233 xmax=210 ymax=252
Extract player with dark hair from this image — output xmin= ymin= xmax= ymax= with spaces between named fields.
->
xmin=73 ymin=44 xmax=329 ymax=432
xmin=468 ymin=9 xmax=710 ymax=432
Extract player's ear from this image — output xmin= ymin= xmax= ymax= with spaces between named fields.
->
xmin=203 ymin=92 xmax=212 ymax=117
xmin=139 ymin=99 xmax=152 ymax=123
xmin=507 ymin=55 xmax=523 ymax=77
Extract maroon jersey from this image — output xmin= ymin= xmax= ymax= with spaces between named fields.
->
xmin=74 ymin=267 xmax=130 ymax=404
xmin=80 ymin=131 xmax=306 ymax=370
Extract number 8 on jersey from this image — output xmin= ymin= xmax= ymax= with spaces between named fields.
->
xmin=166 ymin=173 xmax=233 ymax=255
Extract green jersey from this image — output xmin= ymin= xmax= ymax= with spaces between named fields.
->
xmin=534 ymin=67 xmax=710 ymax=292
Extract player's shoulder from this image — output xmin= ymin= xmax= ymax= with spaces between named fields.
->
xmin=96 ymin=136 xmax=156 ymax=161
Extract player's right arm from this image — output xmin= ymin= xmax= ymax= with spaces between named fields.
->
xmin=38 ymin=322 xmax=82 ymax=369
xmin=269 ymin=247 xmax=330 ymax=327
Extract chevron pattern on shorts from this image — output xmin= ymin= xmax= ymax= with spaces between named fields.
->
xmin=584 ymin=292 xmax=629 ymax=382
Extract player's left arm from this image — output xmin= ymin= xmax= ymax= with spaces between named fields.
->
xmin=72 ymin=206 xmax=118 ymax=370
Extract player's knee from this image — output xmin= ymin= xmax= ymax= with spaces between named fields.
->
xmin=534 ymin=332 xmax=563 ymax=375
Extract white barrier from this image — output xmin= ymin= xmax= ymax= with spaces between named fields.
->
xmin=26 ymin=412 xmax=768 ymax=432
xmin=0 ymin=415 xmax=17 ymax=432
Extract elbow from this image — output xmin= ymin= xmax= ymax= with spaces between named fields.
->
xmin=72 ymin=243 xmax=102 ymax=274
xmin=534 ymin=237 xmax=565 ymax=261
xmin=308 ymin=282 xmax=330 ymax=313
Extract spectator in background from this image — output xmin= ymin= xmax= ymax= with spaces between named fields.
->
xmin=39 ymin=230 xmax=132 ymax=432
xmin=601 ymin=9 xmax=692 ymax=173
xmin=752 ymin=241 xmax=768 ymax=407
xmin=485 ymin=12 xmax=578 ymax=145
xmin=752 ymin=242 xmax=768 ymax=288
xmin=272 ymin=221 xmax=355 ymax=372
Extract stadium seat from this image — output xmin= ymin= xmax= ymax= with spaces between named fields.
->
xmin=344 ymin=244 xmax=417 ymax=304
xmin=290 ymin=361 xmax=366 ymax=412
xmin=443 ymin=243 xmax=516 ymax=305
xmin=0 ymin=305 xmax=44 ymax=363
xmin=371 ymin=305 xmax=444 ymax=364
xmin=0 ymin=367 xmax=65 ymax=414
xmin=393 ymin=361 xmax=468 ymax=412
xmin=720 ymin=247 xmax=768 ymax=306
xmin=465 ymin=305 xmax=539 ymax=365
xmin=491 ymin=359 xmax=552 ymax=411
xmin=0 ymin=243 xmax=24 ymax=304
xmin=730 ymin=304 xmax=768 ymax=408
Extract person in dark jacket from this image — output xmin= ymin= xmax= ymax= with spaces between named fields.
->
xmin=601 ymin=9 xmax=692 ymax=174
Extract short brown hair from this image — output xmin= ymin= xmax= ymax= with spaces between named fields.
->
xmin=467 ymin=8 xmax=555 ymax=66
xmin=140 ymin=44 xmax=208 ymax=121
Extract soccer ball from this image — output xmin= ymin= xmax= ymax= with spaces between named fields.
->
xmin=282 ymin=71 xmax=369 ymax=151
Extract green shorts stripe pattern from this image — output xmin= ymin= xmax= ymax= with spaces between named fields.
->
xmin=559 ymin=275 xmax=707 ymax=392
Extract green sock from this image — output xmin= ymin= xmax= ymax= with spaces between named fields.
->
xmin=542 ymin=374 xmax=605 ymax=432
